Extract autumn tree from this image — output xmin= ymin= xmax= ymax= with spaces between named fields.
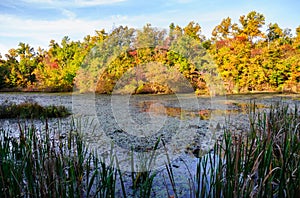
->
xmin=35 ymin=36 xmax=87 ymax=91
xmin=1 ymin=44 xmax=38 ymax=89
xmin=211 ymin=11 xmax=267 ymax=92
xmin=212 ymin=17 xmax=238 ymax=40
xmin=183 ymin=21 xmax=203 ymax=41
xmin=211 ymin=11 xmax=300 ymax=93
xmin=239 ymin=11 xmax=265 ymax=41
xmin=1 ymin=12 xmax=298 ymax=94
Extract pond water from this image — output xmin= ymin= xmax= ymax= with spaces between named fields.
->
xmin=1 ymin=92 xmax=299 ymax=156
xmin=1 ymin=92 xmax=299 ymax=196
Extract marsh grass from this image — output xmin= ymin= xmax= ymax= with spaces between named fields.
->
xmin=132 ymin=138 xmax=161 ymax=197
xmin=0 ymin=120 xmax=120 ymax=197
xmin=0 ymin=119 xmax=159 ymax=198
xmin=181 ymin=102 xmax=300 ymax=197
xmin=0 ymin=100 xmax=71 ymax=119
xmin=0 ymin=102 xmax=299 ymax=197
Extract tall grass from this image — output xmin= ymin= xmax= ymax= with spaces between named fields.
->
xmin=0 ymin=119 xmax=158 ymax=197
xmin=0 ymin=120 xmax=119 ymax=197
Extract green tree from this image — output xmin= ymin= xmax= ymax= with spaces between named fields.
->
xmin=0 ymin=54 xmax=9 ymax=88
xmin=16 ymin=43 xmax=37 ymax=88
xmin=135 ymin=23 xmax=166 ymax=49
xmin=4 ymin=45 xmax=38 ymax=89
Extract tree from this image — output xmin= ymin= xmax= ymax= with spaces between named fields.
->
xmin=212 ymin=17 xmax=238 ymax=40
xmin=211 ymin=12 xmax=267 ymax=92
xmin=183 ymin=21 xmax=203 ymax=41
xmin=2 ymin=44 xmax=38 ymax=89
xmin=267 ymin=23 xmax=283 ymax=42
xmin=0 ymin=54 xmax=9 ymax=88
xmin=135 ymin=23 xmax=166 ymax=49
xmin=1 ymin=13 xmax=298 ymax=94
xmin=75 ymin=26 xmax=134 ymax=92
xmin=239 ymin=11 xmax=265 ymax=41
xmin=16 ymin=43 xmax=37 ymax=87
xmin=35 ymin=37 xmax=87 ymax=91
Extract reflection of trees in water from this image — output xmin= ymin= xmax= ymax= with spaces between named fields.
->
xmin=133 ymin=100 xmax=212 ymax=120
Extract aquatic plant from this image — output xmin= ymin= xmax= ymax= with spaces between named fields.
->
xmin=0 ymin=100 xmax=71 ymax=119
xmin=169 ymin=102 xmax=300 ymax=197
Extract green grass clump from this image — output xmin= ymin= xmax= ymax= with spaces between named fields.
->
xmin=0 ymin=101 xmax=71 ymax=119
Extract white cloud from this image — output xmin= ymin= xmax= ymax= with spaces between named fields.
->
xmin=174 ymin=0 xmax=193 ymax=3
xmin=61 ymin=9 xmax=76 ymax=19
xmin=0 ymin=14 xmax=114 ymax=54
xmin=0 ymin=12 xmax=172 ymax=54
xmin=21 ymin=0 xmax=53 ymax=3
xmin=21 ymin=0 xmax=126 ymax=8
xmin=75 ymin=0 xmax=126 ymax=6
xmin=0 ymin=7 xmax=262 ymax=55
xmin=0 ymin=8 xmax=229 ymax=55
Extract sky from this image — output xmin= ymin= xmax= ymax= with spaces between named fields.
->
xmin=0 ymin=0 xmax=299 ymax=55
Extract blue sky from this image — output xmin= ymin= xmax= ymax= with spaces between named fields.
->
xmin=0 ymin=0 xmax=299 ymax=55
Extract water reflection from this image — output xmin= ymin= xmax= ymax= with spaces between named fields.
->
xmin=134 ymin=100 xmax=266 ymax=121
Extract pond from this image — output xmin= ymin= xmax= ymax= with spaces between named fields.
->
xmin=1 ymin=92 xmax=298 ymax=152
xmin=1 ymin=92 xmax=299 ymax=196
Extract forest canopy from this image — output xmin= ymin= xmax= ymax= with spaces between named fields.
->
xmin=0 ymin=11 xmax=299 ymax=94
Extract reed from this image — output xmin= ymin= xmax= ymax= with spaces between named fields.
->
xmin=178 ymin=102 xmax=300 ymax=197
xmin=0 ymin=119 xmax=120 ymax=197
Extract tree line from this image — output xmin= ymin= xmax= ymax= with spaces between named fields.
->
xmin=0 ymin=11 xmax=299 ymax=94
